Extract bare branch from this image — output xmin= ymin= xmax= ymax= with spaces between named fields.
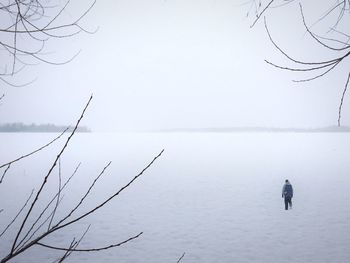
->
xmin=338 ymin=73 xmax=350 ymax=126
xmin=16 ymin=196 xmax=65 ymax=252
xmin=299 ymin=4 xmax=350 ymax=52
xmin=55 ymin=161 xmax=112 ymax=226
xmin=15 ymin=163 xmax=81 ymax=251
xmin=0 ymin=164 xmax=11 ymax=185
xmin=53 ymin=225 xmax=91 ymax=261
xmin=263 ymin=15 xmax=350 ymax=83
xmin=0 ymin=190 xmax=34 ymax=238
xmin=11 ymin=95 xmax=93 ymax=253
xmin=0 ymin=76 xmax=37 ymax=87
xmin=0 ymin=129 xmax=68 ymax=169
xmin=36 ymin=232 xmax=143 ymax=252
xmin=250 ymin=0 xmax=275 ymax=28
xmin=52 ymin=239 xmax=77 ymax=263
xmin=5 ymin=149 xmax=164 ymax=262
xmin=48 ymin=158 xmax=63 ymax=230
xmin=176 ymin=252 xmax=186 ymax=263
xmin=0 ymin=0 xmax=97 ymax=84
xmin=248 ymin=1 xmax=350 ymax=124
xmin=52 ymin=149 xmax=164 ymax=232
xmin=264 ymin=17 xmax=342 ymax=66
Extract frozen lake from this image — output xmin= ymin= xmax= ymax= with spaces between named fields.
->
xmin=1 ymin=132 xmax=350 ymax=263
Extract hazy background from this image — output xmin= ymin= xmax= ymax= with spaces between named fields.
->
xmin=1 ymin=0 xmax=349 ymax=131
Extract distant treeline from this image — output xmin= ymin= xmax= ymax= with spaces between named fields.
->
xmin=0 ymin=123 xmax=90 ymax=133
xmin=156 ymin=126 xmax=350 ymax=133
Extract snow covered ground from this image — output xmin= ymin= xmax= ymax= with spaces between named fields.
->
xmin=1 ymin=132 xmax=350 ymax=262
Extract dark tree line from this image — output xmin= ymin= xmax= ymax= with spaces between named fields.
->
xmin=0 ymin=122 xmax=90 ymax=133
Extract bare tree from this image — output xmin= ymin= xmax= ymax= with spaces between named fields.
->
xmin=246 ymin=0 xmax=350 ymax=126
xmin=0 ymin=95 xmax=165 ymax=262
xmin=0 ymin=0 xmax=97 ymax=86
xmin=1 ymin=1 xmax=167 ymax=262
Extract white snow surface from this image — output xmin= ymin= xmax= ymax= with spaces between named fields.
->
xmin=0 ymin=132 xmax=350 ymax=263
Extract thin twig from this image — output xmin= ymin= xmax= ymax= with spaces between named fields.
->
xmin=0 ymin=129 xmax=68 ymax=169
xmin=0 ymin=190 xmax=34 ymax=238
xmin=16 ymin=163 xmax=81 ymax=250
xmin=37 ymin=232 xmax=143 ymax=252
xmin=1 ymin=0 xmax=97 ymax=85
xmin=17 ymin=196 xmax=65 ymax=252
xmin=48 ymin=158 xmax=63 ymax=230
xmin=11 ymin=95 xmax=93 ymax=253
xmin=250 ymin=0 xmax=275 ymax=28
xmin=338 ymin=73 xmax=350 ymax=126
xmin=176 ymin=252 xmax=186 ymax=263
xmin=0 ymin=164 xmax=11 ymax=184
xmin=55 ymin=161 xmax=112 ymax=226
xmin=52 ymin=149 xmax=164 ymax=232
xmin=4 ymin=149 xmax=164 ymax=262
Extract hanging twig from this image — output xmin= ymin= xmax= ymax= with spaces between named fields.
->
xmin=248 ymin=1 xmax=350 ymax=124
xmin=0 ymin=0 xmax=97 ymax=85
xmin=338 ymin=73 xmax=350 ymax=126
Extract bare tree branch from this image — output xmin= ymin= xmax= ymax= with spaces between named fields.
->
xmin=37 ymin=232 xmax=143 ymax=252
xmin=55 ymin=161 xmax=112 ymax=226
xmin=250 ymin=0 xmax=275 ymax=28
xmin=52 ymin=149 xmax=164 ymax=232
xmin=16 ymin=196 xmax=65 ymax=252
xmin=1 ymin=149 xmax=164 ymax=262
xmin=0 ymin=189 xmax=34 ymax=238
xmin=0 ymin=76 xmax=37 ymax=87
xmin=51 ymin=225 xmax=90 ymax=263
xmin=0 ymin=164 xmax=11 ymax=185
xmin=10 ymin=95 xmax=93 ymax=253
xmin=299 ymin=4 xmax=350 ymax=52
xmin=338 ymin=73 xmax=350 ymax=126
xmin=176 ymin=252 xmax=186 ymax=263
xmin=16 ymin=163 xmax=81 ymax=250
xmin=0 ymin=129 xmax=68 ymax=169
xmin=0 ymin=0 xmax=97 ymax=85
xmin=48 ymin=158 xmax=63 ymax=230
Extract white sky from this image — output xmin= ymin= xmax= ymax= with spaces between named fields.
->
xmin=1 ymin=0 xmax=349 ymax=131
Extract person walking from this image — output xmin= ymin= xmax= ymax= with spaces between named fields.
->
xmin=282 ymin=179 xmax=293 ymax=210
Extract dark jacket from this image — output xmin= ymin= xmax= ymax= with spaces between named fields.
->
xmin=282 ymin=182 xmax=293 ymax=198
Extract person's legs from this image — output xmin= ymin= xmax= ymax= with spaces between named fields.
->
xmin=289 ymin=198 xmax=292 ymax=209
xmin=284 ymin=197 xmax=289 ymax=210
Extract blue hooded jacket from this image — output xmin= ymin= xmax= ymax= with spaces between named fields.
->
xmin=282 ymin=182 xmax=293 ymax=198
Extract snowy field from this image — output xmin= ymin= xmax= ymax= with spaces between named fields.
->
xmin=1 ymin=132 xmax=350 ymax=263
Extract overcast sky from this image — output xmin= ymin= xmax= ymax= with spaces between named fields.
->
xmin=1 ymin=0 xmax=349 ymax=131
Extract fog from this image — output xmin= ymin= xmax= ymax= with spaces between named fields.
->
xmin=1 ymin=0 xmax=349 ymax=131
